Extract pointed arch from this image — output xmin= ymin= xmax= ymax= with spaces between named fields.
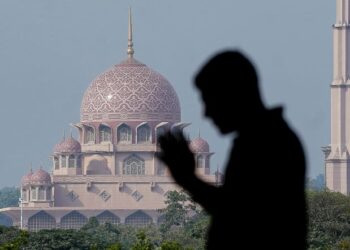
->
xmin=28 ymin=211 xmax=56 ymax=231
xmin=197 ymin=155 xmax=205 ymax=168
xmin=99 ymin=124 xmax=112 ymax=143
xmin=96 ymin=210 xmax=120 ymax=225
xmin=125 ymin=210 xmax=152 ymax=226
xmin=60 ymin=211 xmax=88 ymax=229
xmin=117 ymin=123 xmax=132 ymax=144
xmin=86 ymin=154 xmax=111 ymax=175
xmin=136 ymin=123 xmax=151 ymax=143
xmin=123 ymin=154 xmax=145 ymax=175
xmin=84 ymin=125 xmax=95 ymax=144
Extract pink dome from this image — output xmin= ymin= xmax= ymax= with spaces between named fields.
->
xmin=54 ymin=137 xmax=81 ymax=154
xmin=190 ymin=137 xmax=210 ymax=153
xmin=21 ymin=170 xmax=33 ymax=186
xmin=31 ymin=169 xmax=51 ymax=185
xmin=80 ymin=57 xmax=181 ymax=122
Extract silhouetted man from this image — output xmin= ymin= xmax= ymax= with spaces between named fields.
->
xmin=157 ymin=50 xmax=307 ymax=249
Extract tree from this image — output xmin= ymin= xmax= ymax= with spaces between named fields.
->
xmin=158 ymin=190 xmax=209 ymax=249
xmin=0 ymin=226 xmax=29 ymax=250
xmin=131 ymin=231 xmax=155 ymax=250
xmin=308 ymin=190 xmax=350 ymax=249
xmin=158 ymin=190 xmax=198 ymax=233
xmin=160 ymin=240 xmax=183 ymax=250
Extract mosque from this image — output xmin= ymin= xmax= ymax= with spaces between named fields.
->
xmin=0 ymin=11 xmax=219 ymax=231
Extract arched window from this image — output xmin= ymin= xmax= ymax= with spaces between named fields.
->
xmin=197 ymin=155 xmax=205 ymax=168
xmin=123 ymin=155 xmax=145 ymax=175
xmin=85 ymin=126 xmax=95 ymax=144
xmin=137 ymin=124 xmax=151 ymax=143
xmin=38 ymin=186 xmax=45 ymax=200
xmin=61 ymin=155 xmax=67 ymax=168
xmin=96 ymin=211 xmax=120 ymax=225
xmin=28 ymin=211 xmax=56 ymax=232
xmin=117 ymin=124 xmax=131 ymax=143
xmin=60 ymin=211 xmax=88 ymax=230
xmin=99 ymin=125 xmax=111 ymax=143
xmin=125 ymin=210 xmax=152 ymax=227
xmin=68 ymin=155 xmax=75 ymax=168
xmin=54 ymin=157 xmax=59 ymax=169
xmin=31 ymin=187 xmax=37 ymax=200
xmin=22 ymin=189 xmax=27 ymax=201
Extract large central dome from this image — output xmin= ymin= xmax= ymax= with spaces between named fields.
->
xmin=80 ymin=57 xmax=181 ymax=122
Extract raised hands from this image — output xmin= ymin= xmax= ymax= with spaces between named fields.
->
xmin=156 ymin=131 xmax=196 ymax=187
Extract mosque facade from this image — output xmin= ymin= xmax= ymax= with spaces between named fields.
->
xmin=0 ymin=11 xmax=219 ymax=231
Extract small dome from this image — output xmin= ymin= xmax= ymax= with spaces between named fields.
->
xmin=21 ymin=170 xmax=33 ymax=186
xmin=80 ymin=57 xmax=181 ymax=122
xmin=190 ymin=137 xmax=210 ymax=153
xmin=31 ymin=169 xmax=51 ymax=185
xmin=54 ymin=137 xmax=81 ymax=154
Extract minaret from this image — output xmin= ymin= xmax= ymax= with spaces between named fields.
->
xmin=325 ymin=0 xmax=350 ymax=194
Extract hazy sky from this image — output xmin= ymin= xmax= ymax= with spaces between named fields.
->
xmin=0 ymin=0 xmax=332 ymax=187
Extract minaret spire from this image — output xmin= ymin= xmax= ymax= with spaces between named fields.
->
xmin=127 ymin=7 xmax=134 ymax=58
xmin=326 ymin=0 xmax=350 ymax=194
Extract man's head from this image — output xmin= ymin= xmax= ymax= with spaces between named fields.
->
xmin=194 ymin=50 xmax=264 ymax=134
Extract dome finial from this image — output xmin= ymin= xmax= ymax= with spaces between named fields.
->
xmin=127 ymin=7 xmax=134 ymax=58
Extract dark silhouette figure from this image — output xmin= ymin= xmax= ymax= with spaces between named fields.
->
xmin=157 ymin=51 xmax=307 ymax=249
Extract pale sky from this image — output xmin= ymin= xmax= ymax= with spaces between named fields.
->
xmin=0 ymin=0 xmax=332 ymax=187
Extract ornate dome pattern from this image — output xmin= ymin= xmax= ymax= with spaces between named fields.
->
xmin=190 ymin=137 xmax=210 ymax=153
xmin=31 ymin=169 xmax=51 ymax=185
xmin=21 ymin=171 xmax=33 ymax=186
xmin=80 ymin=58 xmax=181 ymax=122
xmin=54 ymin=137 xmax=81 ymax=154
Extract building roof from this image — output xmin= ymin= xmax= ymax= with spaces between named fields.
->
xmin=30 ymin=169 xmax=51 ymax=185
xmin=80 ymin=57 xmax=181 ymax=123
xmin=21 ymin=169 xmax=51 ymax=186
xmin=190 ymin=137 xmax=210 ymax=153
xmin=54 ymin=136 xmax=81 ymax=154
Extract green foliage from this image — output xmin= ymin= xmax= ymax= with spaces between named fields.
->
xmin=107 ymin=242 xmax=122 ymax=250
xmin=308 ymin=190 xmax=350 ymax=249
xmin=160 ymin=240 xmax=183 ymax=250
xmin=131 ymin=231 xmax=155 ymax=250
xmin=158 ymin=190 xmax=209 ymax=249
xmin=158 ymin=190 xmax=199 ymax=233
xmin=0 ymin=189 xmax=209 ymax=249
xmin=0 ymin=226 xmax=29 ymax=250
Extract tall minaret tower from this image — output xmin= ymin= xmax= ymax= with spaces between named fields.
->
xmin=325 ymin=0 xmax=350 ymax=194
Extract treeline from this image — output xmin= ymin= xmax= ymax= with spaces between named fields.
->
xmin=0 ymin=221 xmax=206 ymax=250
xmin=5 ymin=185 xmax=350 ymax=249
xmin=0 ymin=190 xmax=209 ymax=250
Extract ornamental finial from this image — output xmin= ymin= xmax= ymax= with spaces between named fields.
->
xmin=127 ymin=7 xmax=134 ymax=58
